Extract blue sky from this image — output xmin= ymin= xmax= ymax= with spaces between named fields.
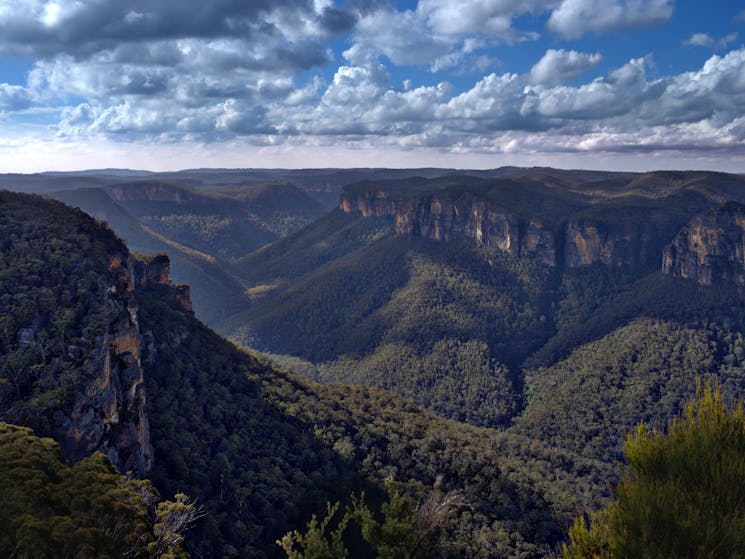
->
xmin=0 ymin=0 xmax=744 ymax=172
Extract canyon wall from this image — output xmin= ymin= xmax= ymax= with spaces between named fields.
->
xmin=340 ymin=189 xmax=665 ymax=270
xmin=662 ymin=202 xmax=745 ymax=285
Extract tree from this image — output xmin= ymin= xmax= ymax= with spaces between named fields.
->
xmin=147 ymin=493 xmax=205 ymax=559
xmin=278 ymin=480 xmax=464 ymax=559
xmin=562 ymin=382 xmax=745 ymax=559
xmin=276 ymin=502 xmax=350 ymax=559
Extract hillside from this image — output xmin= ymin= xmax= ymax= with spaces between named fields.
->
xmin=223 ymin=170 xmax=745 ymax=434
xmin=50 ymin=187 xmax=249 ymax=325
xmin=104 ymin=180 xmax=325 ymax=259
xmin=5 ymin=170 xmax=745 ymax=556
xmin=0 ymin=189 xmax=620 ymax=558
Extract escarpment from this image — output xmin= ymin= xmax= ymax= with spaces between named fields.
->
xmin=662 ymin=202 xmax=745 ymax=285
xmin=61 ymin=253 xmax=153 ymax=475
xmin=340 ymin=188 xmax=669 ymax=270
xmin=106 ymin=181 xmax=197 ymax=202
xmin=132 ymin=253 xmax=193 ymax=311
xmin=563 ymin=218 xmax=665 ymax=270
xmin=0 ymin=192 xmax=195 ymax=477
xmin=41 ymin=252 xmax=191 ymax=476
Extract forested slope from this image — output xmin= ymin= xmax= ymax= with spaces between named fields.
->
xmin=0 ymin=189 xmax=615 ymax=558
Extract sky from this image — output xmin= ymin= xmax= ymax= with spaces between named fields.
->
xmin=0 ymin=0 xmax=744 ymax=173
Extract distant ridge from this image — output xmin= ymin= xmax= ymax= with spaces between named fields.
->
xmin=40 ymin=168 xmax=155 ymax=177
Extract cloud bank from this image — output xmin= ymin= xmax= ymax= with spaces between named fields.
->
xmin=0 ymin=0 xmax=743 ymax=169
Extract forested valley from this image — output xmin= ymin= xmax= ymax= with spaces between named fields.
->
xmin=2 ymin=167 xmax=745 ymax=558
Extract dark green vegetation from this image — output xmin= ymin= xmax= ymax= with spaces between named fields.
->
xmin=0 ymin=189 xmax=617 ymax=558
xmin=137 ymin=279 xmax=613 ymax=558
xmin=562 ymin=384 xmax=745 ymax=559
xmin=0 ymin=422 xmax=194 ymax=559
xmin=223 ymin=170 xmax=745 ymax=435
xmin=277 ymin=480 xmax=465 ymax=559
xmin=0 ymin=422 xmax=150 ymax=558
xmin=228 ymin=212 xmax=559 ymax=428
xmin=0 ymin=191 xmax=123 ymax=435
xmin=4 ymin=166 xmax=745 ymax=558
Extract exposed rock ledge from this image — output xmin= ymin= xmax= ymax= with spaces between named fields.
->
xmin=663 ymin=202 xmax=745 ymax=285
xmin=340 ymin=189 xmax=663 ymax=270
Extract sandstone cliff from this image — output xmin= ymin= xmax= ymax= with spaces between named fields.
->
xmin=56 ymin=252 xmax=153 ymax=476
xmin=55 ymin=253 xmax=191 ymax=476
xmin=106 ymin=181 xmax=197 ymax=203
xmin=340 ymin=188 xmax=667 ymax=270
xmin=341 ymin=189 xmax=557 ymax=265
xmin=132 ymin=253 xmax=193 ymax=311
xmin=662 ymin=202 xmax=745 ymax=285
xmin=563 ymin=218 xmax=661 ymax=269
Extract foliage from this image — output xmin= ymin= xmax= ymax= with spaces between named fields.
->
xmin=278 ymin=481 xmax=465 ymax=559
xmin=231 ymin=234 xmax=554 ymax=427
xmin=0 ymin=422 xmax=194 ymax=559
xmin=518 ymin=317 xmax=745 ymax=462
xmin=137 ymin=290 xmax=363 ymax=558
xmin=149 ymin=493 xmax=205 ymax=559
xmin=137 ymin=285 xmax=614 ymax=558
xmin=277 ymin=502 xmax=350 ymax=559
xmin=562 ymin=383 xmax=745 ymax=558
xmin=0 ymin=191 xmax=125 ymax=436
xmin=322 ymin=339 xmax=517 ymax=427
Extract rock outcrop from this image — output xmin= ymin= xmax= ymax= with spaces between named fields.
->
xmin=56 ymin=253 xmax=191 ymax=475
xmin=132 ymin=253 xmax=193 ymax=311
xmin=341 ymin=189 xmax=558 ymax=266
xmin=340 ymin=188 xmax=666 ymax=270
xmin=563 ymin=219 xmax=659 ymax=269
xmin=57 ymin=253 xmax=153 ymax=476
xmin=132 ymin=253 xmax=171 ymax=287
xmin=662 ymin=202 xmax=745 ymax=285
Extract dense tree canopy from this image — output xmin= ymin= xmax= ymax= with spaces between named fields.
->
xmin=562 ymin=383 xmax=745 ymax=558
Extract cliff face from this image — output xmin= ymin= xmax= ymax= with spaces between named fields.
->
xmin=341 ymin=190 xmax=557 ymax=265
xmin=564 ymin=219 xmax=659 ymax=269
xmin=340 ymin=189 xmax=662 ymax=270
xmin=57 ymin=253 xmax=153 ymax=476
xmin=662 ymin=202 xmax=745 ymax=285
xmin=106 ymin=182 xmax=196 ymax=203
xmin=132 ymin=254 xmax=193 ymax=311
xmin=56 ymin=253 xmax=191 ymax=475
xmin=0 ymin=193 xmax=197 ymax=480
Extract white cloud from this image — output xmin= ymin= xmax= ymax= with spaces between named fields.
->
xmin=2 ymin=1 xmax=745 ymax=166
xmin=439 ymin=72 xmax=523 ymax=129
xmin=350 ymin=1 xmax=543 ymax=72
xmin=547 ymin=0 xmax=673 ymax=39
xmin=418 ymin=0 xmax=547 ymax=40
xmin=684 ymin=32 xmax=738 ymax=50
xmin=0 ymin=84 xmax=33 ymax=111
xmin=529 ymin=49 xmax=602 ymax=85
xmin=36 ymin=45 xmax=745 ymax=162
xmin=353 ymin=8 xmax=454 ymax=67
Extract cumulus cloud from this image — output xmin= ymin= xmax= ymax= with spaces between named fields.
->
xmin=547 ymin=0 xmax=673 ymax=39
xmin=42 ymin=43 xmax=745 ymax=163
xmin=0 ymin=0 xmax=351 ymax=58
xmin=417 ymin=0 xmax=546 ymax=40
xmin=529 ymin=49 xmax=602 ymax=85
xmin=353 ymin=8 xmax=453 ymax=67
xmin=0 ymin=84 xmax=34 ymax=111
xmin=350 ymin=0 xmax=547 ymax=71
xmin=684 ymin=32 xmax=738 ymax=50
xmin=2 ymin=0 xmax=745 ymax=164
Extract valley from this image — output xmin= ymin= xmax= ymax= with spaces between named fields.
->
xmin=2 ymin=167 xmax=745 ymax=557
